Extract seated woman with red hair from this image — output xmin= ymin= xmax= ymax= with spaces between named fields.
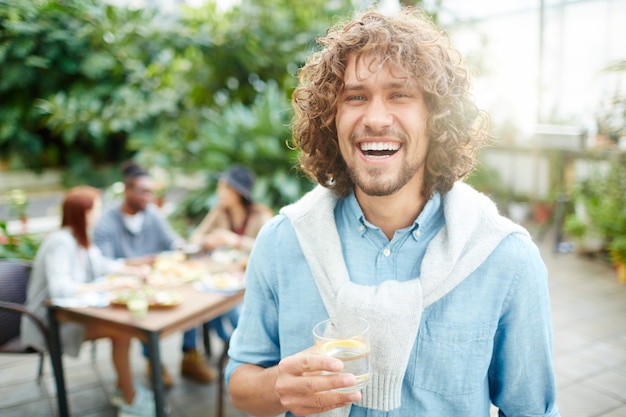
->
xmin=21 ymin=186 xmax=154 ymax=417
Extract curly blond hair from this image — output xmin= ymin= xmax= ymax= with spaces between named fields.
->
xmin=291 ymin=7 xmax=489 ymax=198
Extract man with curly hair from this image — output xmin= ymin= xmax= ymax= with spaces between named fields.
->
xmin=225 ymin=7 xmax=560 ymax=417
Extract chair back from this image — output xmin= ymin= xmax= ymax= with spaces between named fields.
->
xmin=0 ymin=259 xmax=33 ymax=347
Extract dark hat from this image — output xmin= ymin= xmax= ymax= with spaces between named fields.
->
xmin=221 ymin=165 xmax=254 ymax=201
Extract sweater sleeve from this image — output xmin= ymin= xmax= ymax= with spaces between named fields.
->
xmin=43 ymin=234 xmax=82 ymax=299
xmin=89 ymin=245 xmax=124 ymax=278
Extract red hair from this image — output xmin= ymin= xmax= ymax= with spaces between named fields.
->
xmin=61 ymin=186 xmax=100 ymax=248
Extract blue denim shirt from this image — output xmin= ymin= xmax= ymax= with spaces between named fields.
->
xmin=226 ymin=191 xmax=560 ymax=416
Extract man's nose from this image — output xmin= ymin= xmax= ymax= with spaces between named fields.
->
xmin=362 ymin=98 xmax=393 ymax=130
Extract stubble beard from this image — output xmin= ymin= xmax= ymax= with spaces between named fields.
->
xmin=126 ymin=200 xmax=147 ymax=214
xmin=348 ymin=159 xmax=421 ymax=197
xmin=345 ymin=127 xmax=424 ymax=197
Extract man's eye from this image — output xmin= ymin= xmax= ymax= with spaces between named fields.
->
xmin=347 ymin=95 xmax=366 ymax=101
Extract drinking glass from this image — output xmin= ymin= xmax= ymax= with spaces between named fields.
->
xmin=127 ymin=295 xmax=148 ymax=319
xmin=312 ymin=317 xmax=370 ymax=392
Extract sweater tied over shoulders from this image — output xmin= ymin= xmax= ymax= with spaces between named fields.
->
xmin=280 ymin=182 xmax=527 ymax=415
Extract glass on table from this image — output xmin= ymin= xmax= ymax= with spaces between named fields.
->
xmin=127 ymin=294 xmax=149 ymax=319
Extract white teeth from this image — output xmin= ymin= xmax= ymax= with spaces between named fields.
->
xmin=360 ymin=142 xmax=400 ymax=151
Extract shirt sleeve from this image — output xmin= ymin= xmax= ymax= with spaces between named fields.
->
xmin=488 ymin=234 xmax=560 ymax=416
xmin=149 ymin=206 xmax=184 ymax=250
xmin=93 ymin=212 xmax=118 ymax=259
xmin=225 ymin=217 xmax=283 ymax=384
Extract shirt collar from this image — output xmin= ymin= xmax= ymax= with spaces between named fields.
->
xmin=342 ymin=189 xmax=443 ymax=240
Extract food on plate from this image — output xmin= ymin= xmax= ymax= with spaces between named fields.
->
xmin=148 ymin=256 xmax=208 ymax=287
xmin=201 ymin=271 xmax=245 ymax=292
xmin=110 ymin=287 xmax=183 ymax=308
xmin=210 ymin=248 xmax=248 ymax=266
xmin=103 ymin=274 xmax=143 ymax=291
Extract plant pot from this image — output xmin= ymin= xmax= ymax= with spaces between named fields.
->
xmin=19 ymin=216 xmax=28 ymax=233
xmin=533 ymin=202 xmax=552 ymax=225
xmin=577 ymin=234 xmax=605 ymax=255
xmin=617 ymin=262 xmax=626 ymax=284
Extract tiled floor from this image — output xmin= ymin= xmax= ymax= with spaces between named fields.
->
xmin=546 ymin=242 xmax=626 ymax=416
xmin=0 ymin=333 xmax=247 ymax=417
xmin=1 ymin=229 xmax=625 ymax=417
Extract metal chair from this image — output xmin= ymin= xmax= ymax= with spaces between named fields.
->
xmin=217 ymin=337 xmax=230 ymax=417
xmin=0 ymin=259 xmax=48 ymax=378
xmin=1 ymin=258 xmax=71 ymax=416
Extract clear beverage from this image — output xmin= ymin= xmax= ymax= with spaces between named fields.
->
xmin=318 ymin=339 xmax=370 ymax=391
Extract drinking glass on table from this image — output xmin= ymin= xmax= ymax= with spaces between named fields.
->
xmin=127 ymin=295 xmax=149 ymax=319
xmin=312 ymin=317 xmax=371 ymax=392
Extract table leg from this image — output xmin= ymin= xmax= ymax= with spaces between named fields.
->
xmin=47 ymin=307 xmax=70 ymax=417
xmin=147 ymin=332 xmax=167 ymax=417
xmin=202 ymin=321 xmax=212 ymax=358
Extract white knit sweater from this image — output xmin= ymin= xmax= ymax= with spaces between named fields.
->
xmin=281 ymin=182 xmax=527 ymax=416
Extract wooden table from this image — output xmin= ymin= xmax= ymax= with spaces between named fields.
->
xmin=47 ymin=283 xmax=244 ymax=417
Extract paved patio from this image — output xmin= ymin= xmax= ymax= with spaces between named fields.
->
xmin=1 ymin=228 xmax=625 ymax=417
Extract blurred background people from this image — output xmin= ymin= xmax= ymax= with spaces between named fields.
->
xmin=189 ymin=165 xmax=273 ymax=342
xmin=94 ymin=161 xmax=216 ymax=387
xmin=21 ymin=185 xmax=155 ymax=417
xmin=190 ymin=165 xmax=273 ymax=253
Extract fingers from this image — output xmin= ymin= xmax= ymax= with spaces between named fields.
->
xmin=280 ymin=348 xmax=342 ymax=374
xmin=275 ymin=351 xmax=362 ymax=416
xmin=280 ymin=388 xmax=361 ymax=416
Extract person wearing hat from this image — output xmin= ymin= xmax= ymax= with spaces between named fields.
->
xmin=189 ymin=165 xmax=274 ymax=342
xmin=190 ymin=165 xmax=274 ymax=253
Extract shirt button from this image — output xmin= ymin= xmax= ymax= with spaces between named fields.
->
xmin=414 ymin=230 xmax=421 ymax=238
xmin=359 ymin=225 xmax=365 ymax=232
xmin=383 ymin=248 xmax=391 ymax=257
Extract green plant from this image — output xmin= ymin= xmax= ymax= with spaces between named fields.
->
xmin=0 ymin=221 xmax=41 ymax=260
xmin=563 ymin=215 xmax=587 ymax=239
xmin=591 ymin=155 xmax=626 ymax=241
xmin=609 ymin=235 xmax=626 ymax=265
xmin=596 ymin=58 xmax=626 ymax=145
xmin=0 ymin=0 xmax=356 ymax=174
xmin=141 ymin=81 xmax=315 ymax=228
xmin=7 ymin=188 xmax=29 ymax=220
xmin=465 ymin=161 xmax=507 ymax=203
xmin=563 ymin=179 xmax=603 ymax=240
xmin=564 ymin=152 xmax=626 ymax=257
xmin=0 ymin=0 xmax=148 ymax=170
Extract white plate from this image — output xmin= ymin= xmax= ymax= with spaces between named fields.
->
xmin=194 ymin=272 xmax=245 ymax=294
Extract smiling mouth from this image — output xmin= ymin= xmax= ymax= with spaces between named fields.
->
xmin=359 ymin=141 xmax=400 ymax=159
